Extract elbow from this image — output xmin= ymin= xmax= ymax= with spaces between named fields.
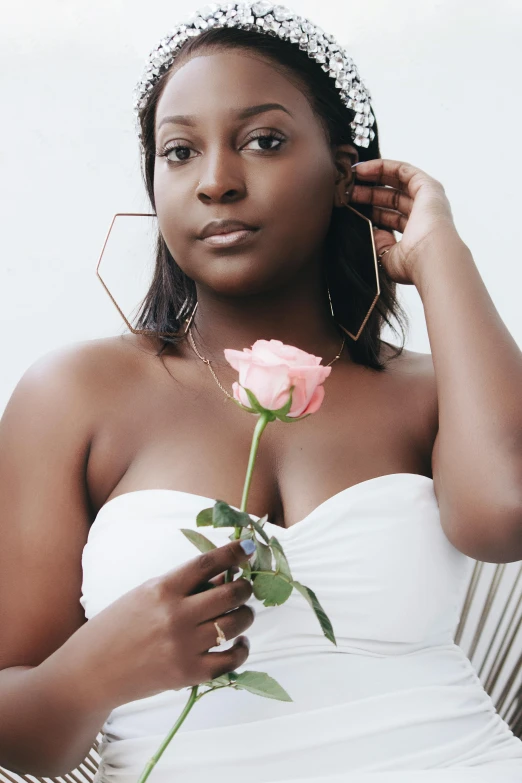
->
xmin=442 ymin=497 xmax=522 ymax=564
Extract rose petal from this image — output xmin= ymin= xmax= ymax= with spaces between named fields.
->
xmin=226 ymin=339 xmax=332 ymax=416
xmin=300 ymin=383 xmax=325 ymax=415
xmin=224 ymin=347 xmax=251 ymax=372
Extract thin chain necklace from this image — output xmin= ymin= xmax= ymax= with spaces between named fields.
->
xmin=186 ymin=321 xmax=346 ymax=401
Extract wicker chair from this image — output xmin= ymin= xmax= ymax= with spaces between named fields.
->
xmin=1 ymin=558 xmax=520 ymax=783
xmin=454 ymin=559 xmax=522 ymax=735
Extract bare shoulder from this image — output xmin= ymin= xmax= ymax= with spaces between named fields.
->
xmin=380 ymin=340 xmax=435 ymax=377
xmin=22 ymin=333 xmax=156 ymax=393
xmin=380 ymin=341 xmax=438 ymax=446
xmin=383 ymin=340 xmax=436 ymax=397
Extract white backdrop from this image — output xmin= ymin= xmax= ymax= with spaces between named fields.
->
xmin=1 ymin=0 xmax=521 ymax=408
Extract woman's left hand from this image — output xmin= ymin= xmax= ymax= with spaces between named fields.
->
xmin=349 ymin=159 xmax=460 ymax=286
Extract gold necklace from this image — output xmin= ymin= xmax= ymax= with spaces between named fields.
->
xmin=186 ymin=322 xmax=346 ymax=402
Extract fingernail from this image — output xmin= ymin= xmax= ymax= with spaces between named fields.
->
xmin=240 ymin=539 xmax=256 ymax=555
xmin=351 ymin=161 xmax=365 ymax=168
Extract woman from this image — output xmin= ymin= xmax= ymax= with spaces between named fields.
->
xmin=1 ymin=3 xmax=521 ymax=782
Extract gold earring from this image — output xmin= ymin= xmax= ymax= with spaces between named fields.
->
xmin=329 ymin=195 xmax=381 ymax=342
xmin=95 ymin=212 xmax=190 ymax=338
xmin=96 ymin=209 xmax=380 ymax=343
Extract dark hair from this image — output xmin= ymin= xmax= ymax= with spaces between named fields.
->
xmin=134 ymin=26 xmax=408 ymax=370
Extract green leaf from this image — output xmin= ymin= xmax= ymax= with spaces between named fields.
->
xmin=212 ymin=501 xmax=252 ymax=528
xmin=228 ymin=526 xmax=254 ymax=542
xmin=180 ymin=529 xmax=217 ymax=553
xmin=271 ymin=387 xmax=313 ymax=422
xmin=291 ymin=581 xmax=337 ymax=646
xmin=250 ymin=515 xmax=270 ymax=544
xmin=201 ymin=672 xmax=236 ymax=688
xmin=252 ymin=571 xmax=293 ymax=606
xmin=234 ymin=670 xmax=293 ymax=702
xmin=269 ymin=536 xmax=292 ymax=579
xmin=240 ymin=387 xmax=278 ymax=421
xmin=240 ymin=561 xmax=253 ymax=580
xmin=277 ymin=412 xmax=312 ymax=423
xmin=251 ymin=538 xmax=273 ymax=572
xmin=196 ymin=507 xmax=214 ymax=527
xmin=232 ymin=399 xmax=257 ymax=413
xmin=242 ymin=386 xmax=267 ymax=414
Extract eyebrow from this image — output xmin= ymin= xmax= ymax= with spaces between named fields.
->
xmin=157 ymin=102 xmax=293 ymax=131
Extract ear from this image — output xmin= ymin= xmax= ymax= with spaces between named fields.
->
xmin=332 ymin=143 xmax=359 ymax=207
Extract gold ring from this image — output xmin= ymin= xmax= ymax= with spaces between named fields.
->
xmin=214 ymin=621 xmax=227 ymax=646
xmin=378 ymin=248 xmax=391 ymax=260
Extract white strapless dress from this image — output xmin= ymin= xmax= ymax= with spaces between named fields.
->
xmin=79 ymin=473 xmax=522 ymax=782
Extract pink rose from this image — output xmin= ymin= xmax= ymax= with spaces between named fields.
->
xmin=223 ymin=339 xmax=332 ymax=417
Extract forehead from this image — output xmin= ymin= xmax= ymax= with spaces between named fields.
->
xmin=155 ymin=49 xmax=314 ymax=130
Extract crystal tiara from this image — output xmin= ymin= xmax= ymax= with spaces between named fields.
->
xmin=133 ymin=1 xmax=376 ymax=149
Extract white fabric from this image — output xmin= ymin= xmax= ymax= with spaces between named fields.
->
xmin=79 ymin=473 xmax=522 ymax=782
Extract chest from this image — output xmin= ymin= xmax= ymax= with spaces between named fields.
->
xmin=86 ymin=349 xmax=437 ymax=529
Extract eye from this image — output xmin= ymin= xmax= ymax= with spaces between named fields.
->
xmin=156 ymin=142 xmax=196 ymax=163
xmin=155 ymin=130 xmax=286 ymax=164
xmin=243 ymin=130 xmax=286 ymax=152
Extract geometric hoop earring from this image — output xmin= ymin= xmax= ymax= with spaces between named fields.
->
xmin=96 ymin=208 xmax=381 ymax=342
xmin=95 ymin=211 xmax=184 ymax=338
xmin=332 ymin=201 xmax=381 ymax=342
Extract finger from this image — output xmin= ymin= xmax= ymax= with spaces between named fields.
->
xmin=188 ymin=575 xmax=253 ymax=623
xmin=198 ymin=636 xmax=250 ymax=680
xmin=353 ymin=159 xmax=427 ymax=196
xmin=191 ymin=565 xmax=240 ymax=595
xmin=351 ymin=184 xmax=413 ymax=217
xmin=174 ymin=539 xmax=256 ymax=596
xmin=195 ymin=604 xmax=255 ymax=653
xmin=370 ymin=206 xmax=408 ymax=234
xmin=373 ymin=228 xmax=398 ymax=256
xmin=209 ymin=566 xmax=240 ymax=587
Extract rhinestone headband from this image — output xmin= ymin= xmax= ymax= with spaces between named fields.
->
xmin=133 ymin=1 xmax=375 ymax=150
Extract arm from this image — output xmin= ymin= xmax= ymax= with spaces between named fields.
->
xmin=0 ymin=660 xmax=113 ymax=777
xmin=351 ymin=157 xmax=522 ymax=564
xmin=413 ymin=230 xmax=522 ymax=564
xmin=0 ymin=346 xmax=116 ymax=776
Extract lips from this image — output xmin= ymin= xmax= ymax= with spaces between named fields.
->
xmin=198 ymin=219 xmax=258 ymax=239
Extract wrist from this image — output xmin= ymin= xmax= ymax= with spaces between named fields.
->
xmin=411 ymin=227 xmax=470 ymax=293
xmin=38 ymin=635 xmax=117 ymax=718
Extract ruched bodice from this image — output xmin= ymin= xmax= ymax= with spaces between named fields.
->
xmin=80 ymin=473 xmax=522 ymax=782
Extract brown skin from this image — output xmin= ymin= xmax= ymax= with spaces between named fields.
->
xmin=153 ymin=48 xmax=359 ymax=364
xmin=91 ymin=49 xmax=438 ymax=525
xmin=0 ymin=50 xmax=439 ymax=774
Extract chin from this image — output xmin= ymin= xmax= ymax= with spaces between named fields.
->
xmin=195 ymin=257 xmax=276 ymax=295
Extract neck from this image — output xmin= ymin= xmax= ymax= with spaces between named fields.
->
xmin=183 ymin=269 xmax=349 ymax=370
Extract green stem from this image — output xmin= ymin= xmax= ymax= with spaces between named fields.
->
xmin=195 ymin=682 xmax=235 ymax=701
xmin=136 ymin=686 xmax=199 ymax=783
xmin=250 ymin=570 xmax=290 ymax=582
xmin=239 ymin=410 xmax=272 ymax=516
xmin=225 ymin=410 xmax=271 ymax=583
xmin=140 ymin=409 xmax=276 ymax=777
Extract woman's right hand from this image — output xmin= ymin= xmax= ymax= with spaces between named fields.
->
xmin=76 ymin=539 xmax=256 ymax=709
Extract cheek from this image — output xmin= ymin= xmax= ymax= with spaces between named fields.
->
xmin=153 ymin=172 xmax=189 ymax=255
xmin=265 ymin=154 xmax=334 ymax=239
xmin=298 ymin=154 xmax=336 ymax=210
xmin=270 ymin=142 xmax=334 ymax=204
xmin=153 ymin=168 xmax=175 ymax=219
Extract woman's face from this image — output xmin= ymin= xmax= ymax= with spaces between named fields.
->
xmin=153 ymin=49 xmax=357 ymax=297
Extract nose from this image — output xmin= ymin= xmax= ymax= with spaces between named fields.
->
xmin=195 ymin=146 xmax=246 ymax=204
